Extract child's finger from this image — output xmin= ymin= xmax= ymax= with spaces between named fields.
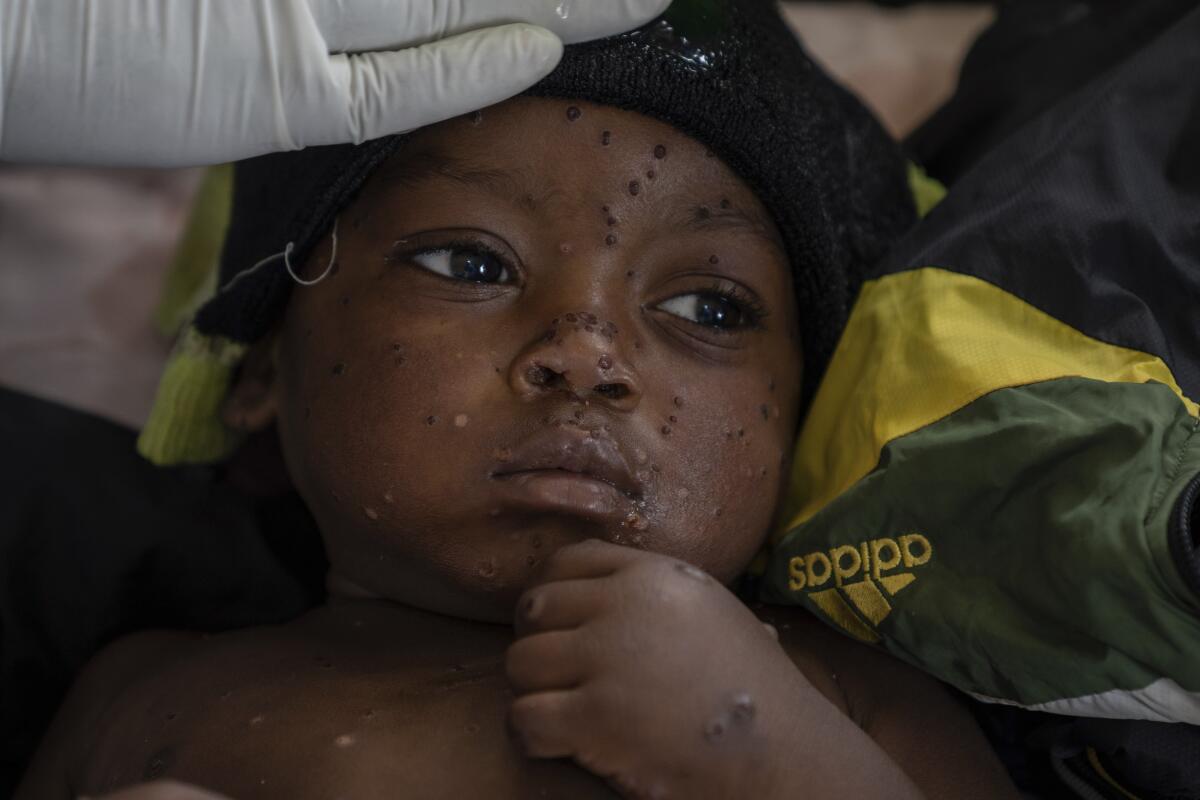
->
xmin=533 ymin=538 xmax=644 ymax=584
xmin=509 ymin=690 xmax=585 ymax=759
xmin=514 ymin=578 xmax=608 ymax=636
xmin=505 ymin=630 xmax=588 ymax=693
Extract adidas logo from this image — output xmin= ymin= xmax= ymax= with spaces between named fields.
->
xmin=786 ymin=535 xmax=932 ymax=642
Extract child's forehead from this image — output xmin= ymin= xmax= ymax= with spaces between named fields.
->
xmin=364 ymin=98 xmax=785 ymax=256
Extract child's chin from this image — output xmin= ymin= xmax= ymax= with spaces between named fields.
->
xmin=328 ymin=556 xmax=543 ymax=624
xmin=328 ymin=518 xmax=625 ymax=621
xmin=407 ymin=578 xmax=532 ymax=625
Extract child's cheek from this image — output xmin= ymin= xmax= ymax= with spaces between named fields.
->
xmin=642 ymin=380 xmax=790 ymax=582
xmin=277 ymin=300 xmax=502 ymax=546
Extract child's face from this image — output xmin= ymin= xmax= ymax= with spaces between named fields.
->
xmin=253 ymin=98 xmax=803 ymax=622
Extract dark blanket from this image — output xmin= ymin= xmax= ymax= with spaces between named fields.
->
xmin=0 ymin=386 xmax=324 ymax=796
xmin=907 ymin=0 xmax=1200 ymax=184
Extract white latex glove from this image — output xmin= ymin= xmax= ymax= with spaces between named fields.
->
xmin=0 ymin=0 xmax=671 ymax=167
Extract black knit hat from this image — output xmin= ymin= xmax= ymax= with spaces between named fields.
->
xmin=197 ymin=0 xmax=915 ymax=401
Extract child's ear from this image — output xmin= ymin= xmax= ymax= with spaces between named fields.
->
xmin=222 ymin=334 xmax=280 ymax=433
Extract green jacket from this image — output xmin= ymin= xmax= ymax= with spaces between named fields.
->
xmin=764 ymin=7 xmax=1200 ymax=725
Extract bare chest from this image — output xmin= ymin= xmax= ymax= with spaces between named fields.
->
xmin=76 ymin=648 xmax=612 ymax=800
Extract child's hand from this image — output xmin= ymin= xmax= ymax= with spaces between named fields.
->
xmin=505 ymin=539 xmax=817 ymax=799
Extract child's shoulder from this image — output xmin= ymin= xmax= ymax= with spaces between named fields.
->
xmin=16 ymin=630 xmax=203 ymax=798
xmin=21 ymin=619 xmax=343 ymax=798
xmin=760 ymin=603 xmax=960 ymax=719
xmin=760 ymin=605 xmax=1019 ymax=799
xmin=18 ymin=617 xmax=357 ymax=798
xmin=86 ymin=630 xmax=205 ymax=693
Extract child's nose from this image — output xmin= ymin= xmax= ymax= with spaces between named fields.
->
xmin=508 ymin=312 xmax=641 ymax=411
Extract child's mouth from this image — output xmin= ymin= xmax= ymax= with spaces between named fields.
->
xmin=489 ymin=426 xmax=643 ymax=524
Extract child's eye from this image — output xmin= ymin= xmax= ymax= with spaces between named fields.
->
xmin=656 ymin=291 xmax=757 ymax=330
xmin=411 ymin=247 xmax=512 ymax=284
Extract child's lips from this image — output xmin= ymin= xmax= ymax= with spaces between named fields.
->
xmin=489 ymin=426 xmax=642 ymax=522
xmin=489 ymin=471 xmax=633 ymax=523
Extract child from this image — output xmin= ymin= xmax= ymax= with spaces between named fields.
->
xmin=18 ymin=2 xmax=1017 ymax=798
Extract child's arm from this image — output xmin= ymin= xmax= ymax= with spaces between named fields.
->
xmin=506 ymin=540 xmax=1017 ymax=799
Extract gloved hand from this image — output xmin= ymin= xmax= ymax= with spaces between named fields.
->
xmin=0 ymin=0 xmax=671 ymax=167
